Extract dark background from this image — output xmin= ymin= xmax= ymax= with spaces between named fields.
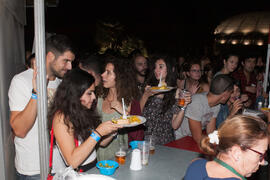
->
xmin=25 ymin=0 xmax=270 ymax=57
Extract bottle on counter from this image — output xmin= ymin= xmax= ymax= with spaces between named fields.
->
xmin=257 ymin=101 xmax=263 ymax=111
xmin=263 ymin=98 xmax=268 ymax=108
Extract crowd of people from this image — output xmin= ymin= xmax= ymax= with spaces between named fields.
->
xmin=9 ymin=34 xmax=270 ymax=179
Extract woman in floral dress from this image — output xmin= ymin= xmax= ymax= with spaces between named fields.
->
xmin=141 ymin=54 xmax=191 ymax=144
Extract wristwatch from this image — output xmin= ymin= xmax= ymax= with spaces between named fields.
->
xmin=32 ymin=89 xmax=37 ymax=94
xmin=180 ymin=106 xmax=186 ymax=111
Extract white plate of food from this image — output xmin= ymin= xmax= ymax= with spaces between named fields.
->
xmin=112 ymin=115 xmax=146 ymax=127
xmin=150 ymin=86 xmax=175 ymax=92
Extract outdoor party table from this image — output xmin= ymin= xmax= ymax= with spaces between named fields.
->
xmin=86 ymin=145 xmax=200 ymax=180
xmin=165 ymin=136 xmax=203 ymax=153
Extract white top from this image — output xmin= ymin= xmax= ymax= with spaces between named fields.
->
xmin=52 ymin=140 xmax=97 ymax=173
xmin=8 ymin=69 xmax=61 ymax=175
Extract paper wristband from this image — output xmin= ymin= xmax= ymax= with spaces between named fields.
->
xmin=31 ymin=93 xmax=37 ymax=99
xmin=90 ymin=131 xmax=101 ymax=142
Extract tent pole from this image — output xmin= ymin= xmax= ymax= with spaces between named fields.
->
xmin=263 ymin=25 xmax=270 ymax=93
xmin=34 ymin=0 xmax=49 ymax=179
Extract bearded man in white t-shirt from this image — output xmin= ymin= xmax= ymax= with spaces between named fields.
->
xmin=8 ymin=34 xmax=75 ymax=179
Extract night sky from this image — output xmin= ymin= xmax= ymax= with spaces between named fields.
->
xmin=25 ymin=0 xmax=270 ymax=56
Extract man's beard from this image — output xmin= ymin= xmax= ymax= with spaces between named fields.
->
xmin=136 ymin=69 xmax=147 ymax=77
xmin=51 ymin=66 xmax=65 ymax=79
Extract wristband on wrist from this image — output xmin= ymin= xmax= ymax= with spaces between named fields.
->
xmin=90 ymin=131 xmax=101 ymax=142
xmin=31 ymin=93 xmax=37 ymax=99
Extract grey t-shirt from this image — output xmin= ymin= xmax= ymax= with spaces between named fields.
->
xmin=213 ymin=71 xmax=222 ymax=79
xmin=174 ymin=92 xmax=220 ymax=139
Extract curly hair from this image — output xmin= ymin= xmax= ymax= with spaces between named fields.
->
xmin=48 ymin=68 xmax=101 ymax=141
xmin=99 ymin=55 xmax=140 ymax=105
xmin=146 ymin=54 xmax=177 ymax=113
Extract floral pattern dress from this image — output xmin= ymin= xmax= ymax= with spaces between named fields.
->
xmin=142 ymin=96 xmax=181 ymax=145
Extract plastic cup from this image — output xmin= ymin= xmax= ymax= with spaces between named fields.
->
xmin=115 ymin=143 xmax=127 ymax=165
xmin=115 ymin=151 xmax=126 ymax=165
xmin=145 ymin=135 xmax=156 ymax=155
xmin=138 ymin=141 xmax=150 ymax=165
xmin=178 ymin=89 xmax=187 ymax=107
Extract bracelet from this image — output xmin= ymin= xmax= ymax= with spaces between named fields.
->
xmin=90 ymin=131 xmax=101 ymax=142
xmin=180 ymin=106 xmax=186 ymax=111
xmin=31 ymin=93 xmax=37 ymax=100
xmin=94 ymin=129 xmax=102 ymax=137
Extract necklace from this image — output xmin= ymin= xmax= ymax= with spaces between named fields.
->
xmin=214 ymin=158 xmax=247 ymax=180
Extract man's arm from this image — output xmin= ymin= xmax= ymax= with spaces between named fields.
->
xmin=10 ymin=69 xmax=38 ymax=138
xmin=188 ymin=118 xmax=202 ymax=145
xmin=10 ymin=98 xmax=37 ymax=138
xmin=206 ymin=118 xmax=216 ymax=134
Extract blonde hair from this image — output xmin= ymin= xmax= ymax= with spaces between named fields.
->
xmin=200 ymin=115 xmax=268 ymax=155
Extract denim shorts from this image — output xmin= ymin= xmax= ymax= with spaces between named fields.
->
xmin=16 ymin=171 xmax=40 ymax=180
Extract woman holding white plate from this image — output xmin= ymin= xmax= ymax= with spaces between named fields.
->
xmin=96 ymin=55 xmax=140 ymax=161
xmin=141 ymin=54 xmax=192 ymax=144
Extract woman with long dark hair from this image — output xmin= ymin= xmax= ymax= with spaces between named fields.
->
xmin=141 ymin=54 xmax=191 ymax=145
xmin=48 ymin=68 xmax=121 ymax=172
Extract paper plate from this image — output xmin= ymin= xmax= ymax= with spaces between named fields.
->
xmin=77 ymin=174 xmax=116 ymax=180
xmin=122 ymin=115 xmax=146 ymax=127
xmin=150 ymin=86 xmax=175 ymax=92
xmin=113 ymin=115 xmax=146 ymax=128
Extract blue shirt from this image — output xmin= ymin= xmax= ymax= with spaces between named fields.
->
xmin=184 ymin=159 xmax=240 ymax=180
xmin=216 ymin=104 xmax=229 ymax=128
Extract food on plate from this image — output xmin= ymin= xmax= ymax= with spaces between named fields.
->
xmin=113 ymin=118 xmax=129 ymax=125
xmin=261 ymin=107 xmax=270 ymax=112
xmin=151 ymin=85 xmax=169 ymax=90
xmin=112 ymin=116 xmax=141 ymax=125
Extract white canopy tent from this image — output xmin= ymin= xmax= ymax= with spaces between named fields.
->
xmin=214 ymin=11 xmax=270 ymax=94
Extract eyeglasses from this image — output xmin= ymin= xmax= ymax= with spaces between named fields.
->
xmin=190 ymin=69 xmax=201 ymax=73
xmin=246 ymin=147 xmax=266 ymax=162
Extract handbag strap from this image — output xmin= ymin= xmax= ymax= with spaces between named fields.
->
xmin=49 ymin=126 xmax=54 ymax=173
xmin=49 ymin=124 xmax=80 ymax=173
xmin=214 ymin=158 xmax=247 ymax=180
